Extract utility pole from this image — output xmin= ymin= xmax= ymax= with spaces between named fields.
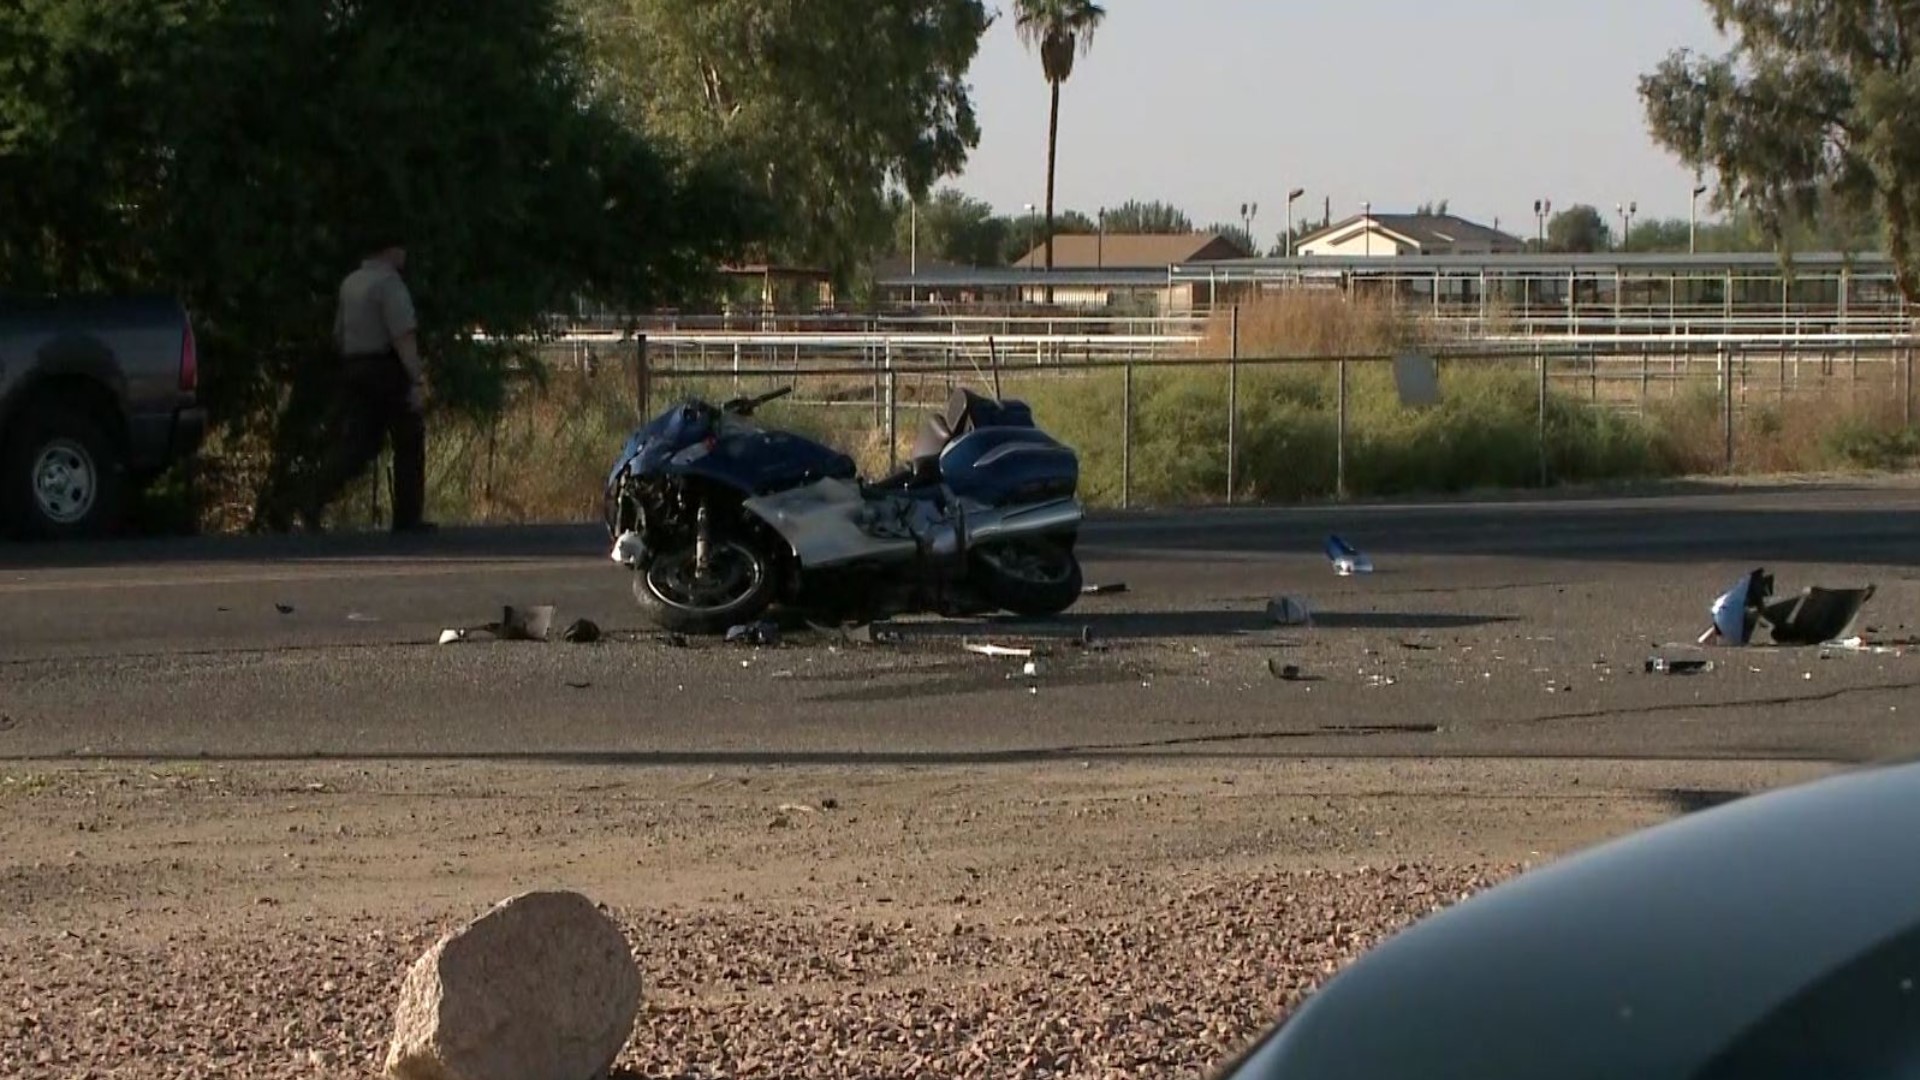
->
xmin=1690 ymin=181 xmax=1709 ymax=254
xmin=1286 ymin=187 xmax=1304 ymax=257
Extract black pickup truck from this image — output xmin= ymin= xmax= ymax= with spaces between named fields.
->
xmin=0 ymin=293 xmax=207 ymax=539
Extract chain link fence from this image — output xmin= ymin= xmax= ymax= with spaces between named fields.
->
xmin=339 ymin=331 xmax=1917 ymax=527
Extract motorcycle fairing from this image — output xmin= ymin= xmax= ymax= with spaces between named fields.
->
xmin=939 ymin=427 xmax=1079 ymax=507
xmin=742 ymin=478 xmax=920 ymax=570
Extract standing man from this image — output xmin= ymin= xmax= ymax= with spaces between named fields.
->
xmin=306 ymin=230 xmax=435 ymax=534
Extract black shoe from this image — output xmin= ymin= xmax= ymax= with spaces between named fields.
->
xmin=391 ymin=520 xmax=439 ymax=536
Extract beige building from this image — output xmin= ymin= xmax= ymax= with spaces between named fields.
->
xmin=1297 ymin=213 xmax=1524 ymax=257
xmin=1005 ymin=232 xmax=1250 ymax=310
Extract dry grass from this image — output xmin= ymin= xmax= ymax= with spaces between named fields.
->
xmin=1197 ymin=292 xmax=1456 ymax=359
xmin=145 ymin=298 xmax=1920 ymax=532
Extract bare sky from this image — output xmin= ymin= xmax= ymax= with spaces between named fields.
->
xmin=952 ymin=1 xmax=1731 ymax=240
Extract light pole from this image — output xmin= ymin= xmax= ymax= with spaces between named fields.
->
xmin=1097 ymin=207 xmax=1106 ymax=269
xmin=1690 ymin=181 xmax=1709 ymax=254
xmin=1534 ymin=198 xmax=1551 ymax=250
xmin=1617 ymin=201 xmax=1637 ymax=252
xmin=909 ymin=197 xmax=918 ymax=305
xmin=1286 ymin=187 xmax=1304 ymax=257
xmin=1023 ymin=202 xmax=1036 ymax=267
xmin=1363 ymin=200 xmax=1372 ymax=257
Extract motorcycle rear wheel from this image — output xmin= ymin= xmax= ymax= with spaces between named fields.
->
xmin=972 ymin=537 xmax=1083 ymax=618
xmin=632 ymin=537 xmax=777 ymax=634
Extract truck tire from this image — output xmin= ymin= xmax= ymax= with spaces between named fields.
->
xmin=4 ymin=404 xmax=127 ymax=541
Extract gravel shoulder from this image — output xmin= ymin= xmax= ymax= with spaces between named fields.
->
xmin=3 ymin=756 xmax=1837 ymax=1078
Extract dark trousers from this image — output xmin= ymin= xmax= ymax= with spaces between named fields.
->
xmin=310 ymin=351 xmax=425 ymax=528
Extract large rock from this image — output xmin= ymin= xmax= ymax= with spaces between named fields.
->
xmin=386 ymin=890 xmax=641 ymax=1080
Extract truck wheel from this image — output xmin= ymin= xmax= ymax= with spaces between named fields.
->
xmin=4 ymin=405 xmax=126 ymax=541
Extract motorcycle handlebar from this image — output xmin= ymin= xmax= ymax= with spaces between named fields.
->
xmin=723 ymin=385 xmax=795 ymax=415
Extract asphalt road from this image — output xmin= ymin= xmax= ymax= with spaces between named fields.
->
xmin=3 ymin=479 xmax=1919 ymax=765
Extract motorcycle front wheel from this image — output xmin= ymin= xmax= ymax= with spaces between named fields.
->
xmin=972 ymin=537 xmax=1084 ymax=618
xmin=632 ymin=537 xmax=778 ymax=634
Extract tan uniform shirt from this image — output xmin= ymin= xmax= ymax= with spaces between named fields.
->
xmin=333 ymin=260 xmax=418 ymax=361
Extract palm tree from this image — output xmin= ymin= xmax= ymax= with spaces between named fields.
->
xmin=1014 ymin=0 xmax=1105 ymax=295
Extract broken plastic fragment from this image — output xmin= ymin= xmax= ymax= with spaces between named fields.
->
xmin=1082 ymin=582 xmax=1129 ymax=596
xmin=610 ymin=531 xmax=647 ymax=567
xmin=500 ymin=605 xmax=557 ymax=642
xmin=1762 ymin=585 xmax=1876 ymax=647
xmin=1708 ymin=569 xmax=1772 ymax=646
xmin=1266 ymin=596 xmax=1315 ymax=627
xmin=1267 ymin=659 xmax=1304 ymax=681
xmin=1325 ymin=535 xmax=1374 ymax=576
xmin=965 ymin=643 xmax=1033 ymax=659
xmin=562 ymin=618 xmax=602 ymax=644
xmin=726 ymin=621 xmax=781 ymax=647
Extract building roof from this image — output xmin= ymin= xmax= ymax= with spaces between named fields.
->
xmin=1299 ymin=213 xmax=1524 ymax=251
xmin=1012 ymin=232 xmax=1250 ymax=269
xmin=870 ymin=255 xmax=971 ymax=279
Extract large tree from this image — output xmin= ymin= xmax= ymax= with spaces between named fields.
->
xmin=0 ymin=0 xmax=759 ymax=517
xmin=1004 ymin=208 xmax=1097 ymax=264
xmin=891 ymin=188 xmax=1011 ymax=267
xmin=1546 ymin=205 xmax=1611 ymax=253
xmin=1013 ymin=0 xmax=1106 ymax=289
xmin=1639 ymin=1 xmax=1920 ymax=294
xmin=1101 ymin=199 xmax=1194 ymax=235
xmin=577 ymin=0 xmax=993 ymax=285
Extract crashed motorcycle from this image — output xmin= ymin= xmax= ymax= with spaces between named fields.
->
xmin=603 ymin=385 xmax=1085 ymax=634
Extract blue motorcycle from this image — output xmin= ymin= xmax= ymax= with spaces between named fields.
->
xmin=604 ymin=385 xmax=1086 ymax=634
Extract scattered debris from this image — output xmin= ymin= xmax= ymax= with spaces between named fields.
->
xmin=0 ymin=714 xmax=15 ymax=732
xmin=609 ymin=531 xmax=646 ymax=567
xmin=1081 ymin=582 xmax=1130 ymax=596
xmin=438 ymin=628 xmax=492 ymax=645
xmin=1266 ymin=596 xmax=1315 ymax=627
xmin=1702 ymin=568 xmax=1877 ymax=647
xmin=726 ymin=621 xmax=781 ymax=647
xmin=347 ymin=612 xmax=381 ymax=623
xmin=565 ymin=680 xmax=593 ymax=691
xmin=1825 ymin=637 xmax=1903 ymax=657
xmin=664 ymin=633 xmax=690 ymax=649
xmin=1646 ymin=656 xmax=1715 ymax=675
xmin=827 ymin=621 xmax=901 ymax=646
xmin=500 ymin=605 xmax=557 ymax=643
xmin=1399 ymin=641 xmax=1438 ymax=651
xmin=965 ymin=643 xmax=1033 ymax=659
xmin=274 ymin=603 xmax=295 ymax=615
xmin=820 ymin=798 xmax=840 ymax=810
xmin=1325 ymin=535 xmax=1374 ymax=576
xmin=562 ymin=618 xmax=602 ymax=644
xmin=1266 ymin=659 xmax=1305 ymax=682
xmin=1767 ymin=585 xmax=1876 ymax=647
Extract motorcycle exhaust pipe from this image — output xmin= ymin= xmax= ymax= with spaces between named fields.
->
xmin=964 ymin=498 xmax=1084 ymax=549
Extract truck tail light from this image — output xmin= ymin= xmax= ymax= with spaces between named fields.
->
xmin=180 ymin=322 xmax=199 ymax=394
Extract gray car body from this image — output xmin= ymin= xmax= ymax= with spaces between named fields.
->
xmin=0 ymin=291 xmax=206 ymax=481
xmin=1219 ymin=758 xmax=1920 ymax=1080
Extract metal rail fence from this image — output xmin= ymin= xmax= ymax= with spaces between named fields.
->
xmin=370 ymin=333 xmax=1916 ymax=528
xmin=547 ymin=335 xmax=1915 ymax=510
